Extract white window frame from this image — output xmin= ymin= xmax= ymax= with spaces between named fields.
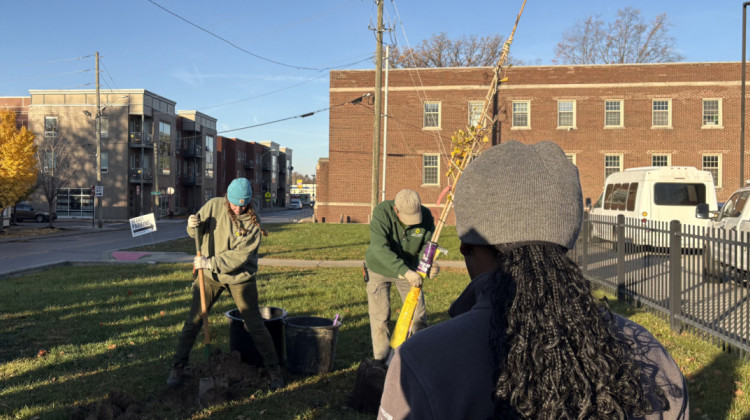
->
xmin=44 ymin=116 xmax=58 ymax=138
xmin=205 ymin=135 xmax=214 ymax=179
xmin=604 ymin=100 xmax=623 ymax=128
xmin=604 ymin=154 xmax=623 ymax=179
xmin=511 ymin=100 xmax=530 ymax=129
xmin=565 ymin=153 xmax=576 ymax=165
xmin=651 ymin=154 xmax=671 ymax=167
xmin=702 ymin=98 xmax=723 ymax=128
xmin=468 ymin=101 xmax=483 ymax=127
xmin=422 ymin=153 xmax=440 ymax=186
xmin=651 ymin=98 xmax=672 ymax=129
xmin=99 ymin=117 xmax=109 ymax=139
xmin=423 ymin=101 xmax=441 ymax=129
xmin=101 ymin=152 xmax=109 ymax=174
xmin=702 ymin=153 xmax=722 ymax=188
xmin=557 ymin=100 xmax=576 ymax=129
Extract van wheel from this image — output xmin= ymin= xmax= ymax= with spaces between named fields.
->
xmin=702 ymin=245 xmax=721 ymax=283
xmin=35 ymin=214 xmax=45 ymax=223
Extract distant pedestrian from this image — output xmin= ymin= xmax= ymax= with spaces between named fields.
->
xmin=378 ymin=141 xmax=688 ymax=419
xmin=364 ymin=189 xmax=438 ymax=364
xmin=167 ymin=178 xmax=285 ymax=390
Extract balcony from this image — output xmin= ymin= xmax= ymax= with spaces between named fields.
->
xmin=182 ymin=174 xmax=203 ymax=186
xmin=182 ymin=145 xmax=203 ymax=158
xmin=243 ymin=160 xmax=254 ymax=169
xmin=129 ymin=132 xmax=154 ymax=147
xmin=129 ymin=167 xmax=153 ymax=183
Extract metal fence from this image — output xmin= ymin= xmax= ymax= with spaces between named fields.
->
xmin=569 ymin=213 xmax=750 ymax=359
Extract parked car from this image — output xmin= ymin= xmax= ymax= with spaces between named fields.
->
xmin=289 ymin=198 xmax=303 ymax=209
xmin=14 ymin=202 xmax=56 ymax=223
xmin=696 ymin=185 xmax=750 ymax=283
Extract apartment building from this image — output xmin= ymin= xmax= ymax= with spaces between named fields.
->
xmin=216 ymin=137 xmax=292 ymax=211
xmin=5 ymin=88 xmax=292 ymax=221
xmin=318 ymin=62 xmax=745 ymax=224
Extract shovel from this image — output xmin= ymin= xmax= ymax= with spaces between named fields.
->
xmin=193 ymin=227 xmax=227 ymax=406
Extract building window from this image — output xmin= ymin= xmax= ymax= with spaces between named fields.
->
xmin=512 ymin=100 xmax=530 ymax=128
xmin=468 ymin=101 xmax=483 ymax=127
xmin=205 ymin=135 xmax=214 ymax=179
xmin=604 ymin=154 xmax=622 ymax=179
xmin=652 ymin=99 xmax=672 ymax=128
xmin=158 ymin=121 xmax=171 ymax=175
xmin=101 ymin=152 xmax=109 ymax=174
xmin=702 ymin=154 xmax=722 ymax=188
xmin=565 ymin=153 xmax=576 ymax=165
xmin=702 ymin=99 xmax=723 ymax=127
xmin=236 ymin=169 xmax=242 ymax=179
xmin=557 ymin=100 xmax=576 ymax=128
xmin=604 ymin=100 xmax=623 ymax=128
xmin=651 ymin=154 xmax=671 ymax=167
xmin=422 ymin=154 xmax=439 ymax=185
xmin=99 ymin=117 xmax=109 ymax=139
xmin=423 ymin=101 xmax=441 ymax=128
xmin=44 ymin=116 xmax=58 ymax=138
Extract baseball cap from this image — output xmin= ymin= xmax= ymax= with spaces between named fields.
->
xmin=394 ymin=189 xmax=422 ymax=226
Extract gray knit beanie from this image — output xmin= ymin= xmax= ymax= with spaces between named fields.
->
xmin=454 ymin=140 xmax=582 ymax=249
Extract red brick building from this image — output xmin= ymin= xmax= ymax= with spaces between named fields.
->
xmin=318 ymin=62 xmax=745 ymax=224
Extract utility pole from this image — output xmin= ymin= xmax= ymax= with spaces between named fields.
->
xmin=742 ymin=2 xmax=749 ymax=187
xmin=95 ymin=51 xmax=103 ymax=228
xmin=381 ymin=45 xmax=390 ymax=202
xmin=371 ymin=0 xmax=383 ymax=213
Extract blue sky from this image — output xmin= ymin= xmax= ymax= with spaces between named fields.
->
xmin=0 ymin=0 xmax=743 ymax=176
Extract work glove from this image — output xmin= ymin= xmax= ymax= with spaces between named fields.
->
xmin=194 ymin=256 xmax=212 ymax=271
xmin=428 ymin=263 xmax=440 ymax=279
xmin=402 ymin=270 xmax=423 ymax=288
xmin=188 ymin=214 xmax=200 ymax=228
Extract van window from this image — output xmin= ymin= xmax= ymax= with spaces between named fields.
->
xmin=610 ymin=183 xmax=629 ymax=211
xmin=593 ymin=193 xmax=603 ymax=209
xmin=603 ymin=184 xmax=615 ymax=210
xmin=719 ymin=191 xmax=750 ymax=219
xmin=627 ymin=183 xmax=638 ymax=211
xmin=653 ymin=183 xmax=706 ymax=206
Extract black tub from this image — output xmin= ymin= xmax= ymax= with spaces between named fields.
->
xmin=225 ymin=307 xmax=287 ymax=366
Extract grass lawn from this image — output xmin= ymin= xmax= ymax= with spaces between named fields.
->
xmin=1 ymin=223 xmax=749 ymax=419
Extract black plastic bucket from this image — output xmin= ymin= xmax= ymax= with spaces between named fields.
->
xmin=225 ymin=307 xmax=287 ymax=367
xmin=284 ymin=316 xmax=339 ymax=376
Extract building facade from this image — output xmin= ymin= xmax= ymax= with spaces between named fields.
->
xmin=318 ymin=62 xmax=746 ymax=224
xmin=3 ymin=89 xmax=292 ymax=221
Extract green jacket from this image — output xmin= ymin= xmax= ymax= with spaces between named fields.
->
xmin=365 ymin=200 xmax=435 ymax=279
xmin=187 ymin=197 xmax=262 ymax=285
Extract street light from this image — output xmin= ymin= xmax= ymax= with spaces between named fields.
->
xmin=84 ymin=94 xmax=127 ymax=228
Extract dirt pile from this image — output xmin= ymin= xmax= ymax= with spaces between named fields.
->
xmin=77 ymin=350 xmax=270 ymax=419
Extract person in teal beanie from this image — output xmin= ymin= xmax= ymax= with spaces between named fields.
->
xmin=167 ymin=178 xmax=285 ymax=390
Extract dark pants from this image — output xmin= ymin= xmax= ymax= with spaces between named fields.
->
xmin=172 ymin=273 xmax=279 ymax=367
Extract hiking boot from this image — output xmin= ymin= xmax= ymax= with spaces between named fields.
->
xmin=166 ymin=365 xmax=185 ymax=387
xmin=267 ymin=365 xmax=286 ymax=390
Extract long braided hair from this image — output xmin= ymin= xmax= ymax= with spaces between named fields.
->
xmin=489 ymin=243 xmax=668 ymax=419
xmin=224 ymin=197 xmax=268 ymax=237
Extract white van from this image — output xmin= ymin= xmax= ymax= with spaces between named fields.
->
xmin=696 ymin=184 xmax=750 ymax=282
xmin=588 ymin=166 xmax=718 ymax=248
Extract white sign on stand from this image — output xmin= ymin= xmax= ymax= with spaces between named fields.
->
xmin=95 ymin=186 xmax=104 ymax=197
xmin=129 ymin=213 xmax=157 ymax=237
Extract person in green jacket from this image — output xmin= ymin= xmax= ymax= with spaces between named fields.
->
xmin=364 ymin=189 xmax=437 ymax=363
xmin=167 ymin=178 xmax=285 ymax=390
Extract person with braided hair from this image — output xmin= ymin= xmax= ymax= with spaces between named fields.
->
xmin=167 ymin=177 xmax=285 ymax=390
xmin=378 ymin=141 xmax=688 ymax=419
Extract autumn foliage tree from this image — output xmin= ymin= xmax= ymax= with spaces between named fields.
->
xmin=554 ymin=7 xmax=684 ymax=64
xmin=389 ymin=33 xmax=516 ymax=68
xmin=0 ymin=110 xmax=37 ymax=232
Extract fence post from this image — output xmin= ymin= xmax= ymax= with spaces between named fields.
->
xmin=581 ymin=212 xmax=589 ymax=277
xmin=669 ymin=220 xmax=682 ymax=333
xmin=616 ymin=214 xmax=626 ymax=302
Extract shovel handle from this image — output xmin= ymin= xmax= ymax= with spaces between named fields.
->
xmin=194 ymin=226 xmax=210 ymax=346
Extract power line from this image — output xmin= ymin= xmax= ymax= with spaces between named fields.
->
xmin=148 ymin=0 xmax=373 ymax=72
xmin=218 ymin=93 xmax=371 ymax=134
xmin=199 ymin=75 xmax=327 ymax=110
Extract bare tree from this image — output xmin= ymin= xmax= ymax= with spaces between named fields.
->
xmin=554 ymin=7 xmax=684 ymax=64
xmin=35 ymin=133 xmax=78 ymax=227
xmin=389 ymin=33 xmax=517 ymax=68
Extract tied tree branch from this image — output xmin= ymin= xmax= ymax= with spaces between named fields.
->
xmin=35 ymin=133 xmax=77 ymax=227
xmin=554 ymin=7 xmax=684 ymax=64
xmin=389 ymin=33 xmax=519 ymax=68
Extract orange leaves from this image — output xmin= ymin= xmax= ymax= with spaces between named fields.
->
xmin=0 ymin=110 xmax=37 ymax=209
